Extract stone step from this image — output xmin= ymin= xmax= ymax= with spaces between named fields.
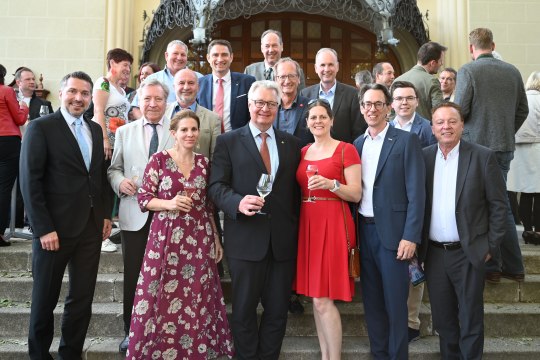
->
xmin=3 ymin=239 xmax=540 ymax=274
xmin=0 ymin=335 xmax=539 ymax=360
xmin=2 ymin=270 xmax=539 ymax=305
xmin=1 ymin=302 xmax=539 ymax=338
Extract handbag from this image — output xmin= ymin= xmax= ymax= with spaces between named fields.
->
xmin=338 ymin=144 xmax=360 ymax=278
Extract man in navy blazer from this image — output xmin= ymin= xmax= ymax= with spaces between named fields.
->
xmin=353 ymin=83 xmax=426 ymax=359
xmin=198 ymin=39 xmax=256 ymax=132
xmin=20 ymin=71 xmax=112 ymax=359
xmin=300 ymin=48 xmax=366 ymax=143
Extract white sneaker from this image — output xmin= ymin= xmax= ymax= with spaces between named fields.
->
xmin=101 ymin=238 xmax=118 ymax=253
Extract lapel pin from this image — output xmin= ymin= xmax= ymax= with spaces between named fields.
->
xmin=388 ymin=138 xmax=393 ymax=141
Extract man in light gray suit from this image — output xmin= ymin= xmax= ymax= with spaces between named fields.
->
xmin=244 ymin=29 xmax=306 ymax=90
xmin=454 ymin=27 xmax=529 ymax=283
xmin=108 ymin=78 xmax=175 ymax=353
xmin=300 ymin=48 xmax=366 ymax=143
xmin=419 ymin=102 xmax=507 ymax=359
xmin=165 ymin=68 xmax=220 ymax=160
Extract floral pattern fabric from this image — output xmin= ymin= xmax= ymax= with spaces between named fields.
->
xmin=92 ymin=76 xmax=129 ymax=148
xmin=126 ymin=151 xmax=234 ymax=360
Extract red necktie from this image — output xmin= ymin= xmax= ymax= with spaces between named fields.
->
xmin=260 ymin=132 xmax=271 ymax=174
xmin=215 ymin=78 xmax=225 ymax=133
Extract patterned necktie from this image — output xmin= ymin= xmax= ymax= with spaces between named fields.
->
xmin=264 ymin=67 xmax=273 ymax=80
xmin=259 ymin=132 xmax=271 ymax=174
xmin=148 ymin=123 xmax=159 ymax=158
xmin=74 ymin=118 xmax=90 ymax=170
xmin=215 ymin=78 xmax=225 ymax=133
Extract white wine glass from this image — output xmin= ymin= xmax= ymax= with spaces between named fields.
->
xmin=39 ymin=105 xmax=49 ymax=117
xmin=130 ymin=166 xmax=142 ymax=200
xmin=256 ymin=174 xmax=273 ymax=214
xmin=304 ymin=164 xmax=318 ymax=202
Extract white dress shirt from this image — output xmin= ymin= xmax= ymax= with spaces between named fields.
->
xmin=429 ymin=142 xmax=460 ymax=243
xmin=212 ymin=71 xmax=232 ymax=132
xmin=393 ymin=113 xmax=415 ymax=132
xmin=142 ymin=117 xmax=165 ymax=155
xmin=249 ymin=122 xmax=279 ymax=179
xmin=359 ymin=123 xmax=390 ymax=217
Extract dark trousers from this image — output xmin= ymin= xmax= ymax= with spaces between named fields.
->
xmin=121 ymin=217 xmax=151 ymax=334
xmin=424 ymin=245 xmax=485 ymax=360
xmin=0 ymin=136 xmax=21 ymax=231
xmin=359 ymin=222 xmax=409 ymax=360
xmin=519 ymin=193 xmax=540 ymax=232
xmin=28 ymin=211 xmax=101 ymax=360
xmin=227 ymin=250 xmax=295 ymax=360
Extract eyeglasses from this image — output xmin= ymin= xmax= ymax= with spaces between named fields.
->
xmin=361 ymin=101 xmax=386 ymax=110
xmin=393 ymin=96 xmax=417 ymax=103
xmin=275 ymin=74 xmax=298 ymax=81
xmin=251 ymin=99 xmax=279 ymax=110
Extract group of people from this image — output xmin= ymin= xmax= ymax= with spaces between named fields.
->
xmin=0 ymin=25 xmax=536 ymax=360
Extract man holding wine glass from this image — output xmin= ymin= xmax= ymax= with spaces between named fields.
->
xmin=107 ymin=78 xmax=175 ymax=353
xmin=209 ymin=80 xmax=301 ymax=359
xmin=14 ymin=67 xmax=54 ymax=120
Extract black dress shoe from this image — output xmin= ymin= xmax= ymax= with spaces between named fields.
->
xmin=485 ymin=272 xmax=501 ymax=284
xmin=119 ymin=335 xmax=129 ymax=353
xmin=501 ymin=272 xmax=525 ymax=282
xmin=0 ymin=236 xmax=11 ymax=247
xmin=408 ymin=327 xmax=420 ymax=342
xmin=288 ymin=295 xmax=304 ymax=314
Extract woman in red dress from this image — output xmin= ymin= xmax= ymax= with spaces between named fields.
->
xmin=127 ymin=110 xmax=234 ymax=359
xmin=295 ymin=99 xmax=362 ymax=359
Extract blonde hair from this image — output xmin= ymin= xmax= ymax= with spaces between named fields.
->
xmin=525 ymin=71 xmax=540 ymax=92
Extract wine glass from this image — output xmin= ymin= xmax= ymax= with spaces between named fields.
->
xmin=39 ymin=105 xmax=49 ymax=117
xmin=304 ymin=164 xmax=318 ymax=202
xmin=182 ymin=181 xmax=197 ymax=220
xmin=256 ymin=174 xmax=273 ymax=214
xmin=130 ymin=166 xmax=142 ymax=200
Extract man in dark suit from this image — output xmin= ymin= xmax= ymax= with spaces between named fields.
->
xmin=198 ymin=39 xmax=256 ymax=132
xmin=19 ymin=71 xmax=112 ymax=359
xmin=14 ymin=67 xmax=54 ymax=120
xmin=353 ymin=83 xmax=426 ymax=359
xmin=300 ymin=48 xmax=366 ymax=143
xmin=419 ymin=102 xmax=507 ymax=359
xmin=274 ymin=57 xmax=313 ymax=148
xmin=209 ymin=80 xmax=301 ymax=359
xmin=454 ymin=27 xmax=529 ymax=283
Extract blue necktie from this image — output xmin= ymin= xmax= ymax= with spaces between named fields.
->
xmin=148 ymin=123 xmax=159 ymax=158
xmin=74 ymin=118 xmax=91 ymax=170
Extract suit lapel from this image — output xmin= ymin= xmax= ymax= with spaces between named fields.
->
xmin=230 ymin=72 xmax=239 ymax=119
xmin=455 ymin=142 xmax=471 ymax=205
xmin=425 ymin=146 xmax=437 ymax=204
xmin=239 ymin=125 xmax=267 ymax=174
xmin=332 ymin=82 xmax=344 ymax=115
xmin=375 ymin=127 xmax=398 ymax=180
xmin=158 ymin=117 xmax=172 ymax=151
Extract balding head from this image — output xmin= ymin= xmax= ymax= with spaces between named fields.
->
xmin=174 ymin=68 xmax=199 ymax=107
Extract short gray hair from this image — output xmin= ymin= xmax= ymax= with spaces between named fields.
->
xmin=526 ymin=71 xmax=540 ymax=92
xmin=315 ymin=48 xmax=338 ymax=63
xmin=167 ymin=40 xmax=188 ymax=52
xmin=248 ymin=80 xmax=282 ymax=105
xmin=355 ymin=70 xmax=373 ymax=86
xmin=261 ymin=29 xmax=283 ymax=44
xmin=138 ymin=78 xmax=169 ymax=99
xmin=274 ymin=57 xmax=301 ymax=76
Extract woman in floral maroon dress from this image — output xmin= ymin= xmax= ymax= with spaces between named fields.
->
xmin=126 ymin=110 xmax=234 ymax=359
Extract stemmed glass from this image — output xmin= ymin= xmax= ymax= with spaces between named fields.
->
xmin=304 ymin=164 xmax=318 ymax=202
xmin=130 ymin=166 xmax=142 ymax=201
xmin=256 ymin=174 xmax=273 ymax=214
xmin=182 ymin=180 xmax=197 ymax=220
xmin=39 ymin=105 xmax=49 ymax=117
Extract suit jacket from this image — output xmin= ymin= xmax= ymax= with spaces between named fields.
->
xmin=353 ymin=126 xmax=426 ymax=249
xmin=300 ymin=81 xmax=366 ymax=143
xmin=394 ymin=65 xmax=444 ymax=120
xmin=390 ymin=113 xmax=436 ymax=148
xmin=244 ymin=61 xmax=306 ymax=90
xmin=197 ymin=72 xmax=256 ymax=130
xmin=164 ymin=102 xmax=221 ymax=159
xmin=454 ymin=55 xmax=529 ymax=152
xmin=28 ymin=93 xmax=54 ymax=120
xmin=419 ymin=141 xmax=507 ymax=269
xmin=19 ymin=110 xmax=111 ymax=238
xmin=208 ymin=124 xmax=301 ymax=262
xmin=275 ymin=95 xmax=314 ymax=147
xmin=108 ymin=117 xmax=175 ymax=231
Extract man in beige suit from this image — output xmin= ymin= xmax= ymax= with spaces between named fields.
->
xmin=107 ymin=78 xmax=175 ymax=353
xmin=165 ymin=68 xmax=220 ymax=160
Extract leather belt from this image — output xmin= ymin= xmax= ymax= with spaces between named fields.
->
xmin=302 ymin=197 xmax=341 ymax=201
xmin=359 ymin=216 xmax=375 ymax=224
xmin=429 ymin=240 xmax=461 ymax=250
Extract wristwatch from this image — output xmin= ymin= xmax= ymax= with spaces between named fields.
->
xmin=329 ymin=179 xmax=341 ymax=193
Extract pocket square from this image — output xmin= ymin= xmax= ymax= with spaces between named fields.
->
xmin=236 ymin=93 xmax=247 ymax=98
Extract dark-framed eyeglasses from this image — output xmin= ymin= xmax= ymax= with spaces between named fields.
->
xmin=250 ymin=99 xmax=279 ymax=110
xmin=361 ymin=101 xmax=386 ymax=110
